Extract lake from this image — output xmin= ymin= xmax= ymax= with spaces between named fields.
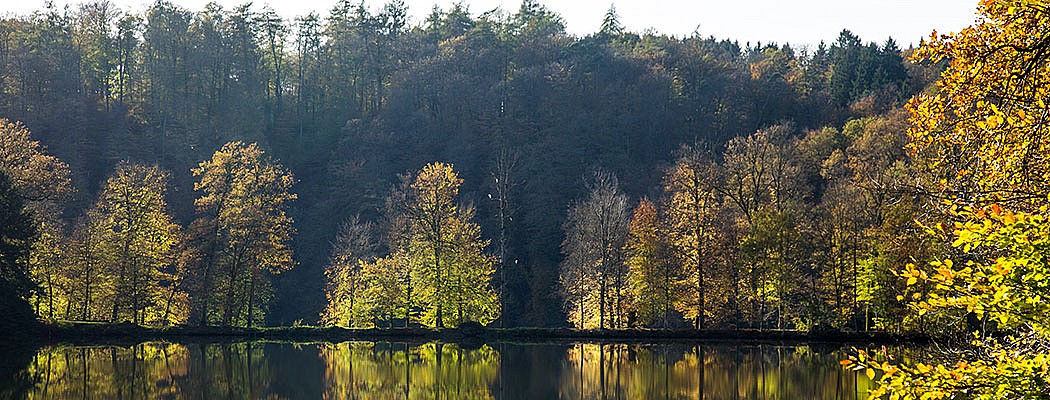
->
xmin=2 ymin=341 xmax=887 ymax=399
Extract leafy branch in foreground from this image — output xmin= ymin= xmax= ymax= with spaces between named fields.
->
xmin=844 ymin=1 xmax=1050 ymax=397
xmin=844 ymin=206 xmax=1050 ymax=399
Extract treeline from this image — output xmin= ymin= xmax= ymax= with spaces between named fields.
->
xmin=321 ymin=162 xmax=499 ymax=328
xmin=560 ymin=114 xmax=933 ymax=330
xmin=0 ymin=124 xmax=294 ymax=327
xmin=0 ymin=0 xmax=932 ymax=326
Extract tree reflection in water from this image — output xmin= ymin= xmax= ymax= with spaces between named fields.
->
xmin=558 ymin=344 xmax=877 ymax=400
xmin=12 ymin=341 xmax=880 ymax=399
xmin=319 ymin=342 xmax=500 ymax=399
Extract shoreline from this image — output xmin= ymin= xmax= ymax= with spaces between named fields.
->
xmin=29 ymin=322 xmax=930 ymax=347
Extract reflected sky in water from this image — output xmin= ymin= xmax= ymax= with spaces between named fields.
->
xmin=2 ymin=341 xmax=886 ymax=399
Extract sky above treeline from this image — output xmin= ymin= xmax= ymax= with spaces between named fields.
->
xmin=6 ymin=0 xmax=979 ymax=48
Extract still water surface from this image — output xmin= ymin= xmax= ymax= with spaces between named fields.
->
xmin=3 ymin=341 xmax=885 ymax=399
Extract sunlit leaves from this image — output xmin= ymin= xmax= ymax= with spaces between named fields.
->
xmin=59 ymin=164 xmax=184 ymax=325
xmin=190 ymin=141 xmax=296 ymax=327
xmin=0 ymin=119 xmax=74 ymax=319
xmin=662 ymin=147 xmax=718 ymax=328
xmin=401 ymin=162 xmax=499 ymax=328
xmin=849 ymin=2 xmax=1050 ymax=397
xmin=907 ymin=0 xmax=1050 ymax=209
xmin=625 ymin=199 xmax=678 ymax=327
xmin=0 ymin=118 xmax=73 ymax=217
xmin=95 ymin=164 xmax=182 ymax=325
xmin=351 ymin=162 xmax=500 ymax=328
xmin=320 ymin=217 xmax=377 ymax=327
xmin=908 ymin=207 xmax=1050 ymax=334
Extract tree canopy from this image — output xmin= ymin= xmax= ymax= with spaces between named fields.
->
xmin=843 ymin=1 xmax=1050 ymax=398
xmin=0 ymin=0 xmax=936 ymax=328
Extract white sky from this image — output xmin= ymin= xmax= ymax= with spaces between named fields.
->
xmin=4 ymin=0 xmax=980 ymax=47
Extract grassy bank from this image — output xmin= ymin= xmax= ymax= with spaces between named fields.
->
xmin=34 ymin=322 xmax=929 ymax=346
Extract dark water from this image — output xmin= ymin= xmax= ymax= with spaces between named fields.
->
xmin=1 ymin=341 xmax=886 ymax=399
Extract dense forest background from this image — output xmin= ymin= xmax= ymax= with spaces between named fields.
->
xmin=0 ymin=0 xmax=939 ymax=326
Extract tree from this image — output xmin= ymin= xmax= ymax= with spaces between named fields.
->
xmin=390 ymin=162 xmax=499 ymax=327
xmin=828 ymin=29 xmax=906 ymax=110
xmin=625 ymin=199 xmax=677 ymax=327
xmin=258 ymin=7 xmax=286 ymax=118
xmin=0 ymin=119 xmax=72 ymax=320
xmin=190 ymin=142 xmax=296 ymax=327
xmin=0 ymin=119 xmax=73 ymax=219
xmin=838 ymin=110 xmax=924 ymax=330
xmin=511 ymin=0 xmax=565 ymax=38
xmin=717 ymin=124 xmax=804 ymax=327
xmin=93 ymin=164 xmax=182 ymax=325
xmin=850 ymin=206 xmax=1050 ymax=398
xmin=64 ymin=210 xmax=108 ymax=321
xmin=848 ymin=2 xmax=1050 ymax=397
xmin=74 ymin=1 xmax=120 ymax=110
xmin=321 ymin=216 xmax=378 ymax=327
xmin=360 ymin=255 xmax=412 ymax=327
xmin=597 ymin=5 xmax=623 ymax=39
xmin=490 ymin=148 xmax=520 ymax=327
xmin=560 ymin=170 xmax=630 ymax=329
xmin=58 ymin=164 xmax=183 ymax=325
xmin=0 ymin=170 xmax=36 ymax=323
xmin=718 ymin=125 xmax=798 ymax=226
xmin=113 ymin=13 xmax=139 ymax=105
xmin=907 ymin=0 xmax=1050 ymax=210
xmin=28 ymin=218 xmax=65 ymax=319
xmin=394 ymin=162 xmax=458 ymax=328
xmin=293 ymin=12 xmax=322 ymax=142
xmin=663 ymin=146 xmax=720 ymax=329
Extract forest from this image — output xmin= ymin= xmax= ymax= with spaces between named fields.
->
xmin=3 ymin=0 xmax=1050 ymax=396
xmin=0 ymin=0 xmax=930 ymax=330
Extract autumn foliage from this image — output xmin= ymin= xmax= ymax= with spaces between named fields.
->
xmin=844 ymin=1 xmax=1050 ymax=398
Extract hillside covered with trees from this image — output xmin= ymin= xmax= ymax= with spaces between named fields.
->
xmin=1 ymin=0 xmax=944 ymax=329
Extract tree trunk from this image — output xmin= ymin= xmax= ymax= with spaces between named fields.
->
xmin=599 ymin=270 xmax=607 ymax=330
xmin=222 ymin=258 xmax=240 ymax=326
xmin=248 ymin=271 xmax=255 ymax=329
xmin=435 ymin=244 xmax=444 ymax=328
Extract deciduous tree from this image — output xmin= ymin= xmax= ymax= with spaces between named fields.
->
xmin=321 ymin=216 xmax=378 ymax=327
xmin=663 ymin=146 xmax=720 ymax=329
xmin=94 ymin=164 xmax=181 ymax=324
xmin=848 ymin=2 xmax=1050 ymax=397
xmin=190 ymin=142 xmax=296 ymax=327
xmin=625 ymin=199 xmax=677 ymax=327
xmin=560 ymin=170 xmax=630 ymax=329
xmin=390 ymin=162 xmax=499 ymax=327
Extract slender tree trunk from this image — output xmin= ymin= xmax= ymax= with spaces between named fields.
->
xmin=405 ymin=274 xmax=412 ymax=328
xmin=457 ymin=274 xmax=463 ymax=325
xmin=163 ymin=278 xmax=180 ymax=326
xmin=692 ymin=183 xmax=706 ymax=330
xmin=112 ymin=257 xmax=128 ymax=322
xmin=434 ymin=243 xmax=443 ymax=328
xmin=269 ymin=38 xmax=282 ymax=117
xmin=297 ymin=45 xmax=305 ymax=143
xmin=199 ymin=263 xmax=212 ymax=325
xmin=46 ymin=271 xmax=54 ymax=320
xmin=248 ymin=271 xmax=255 ymax=329
xmin=599 ymin=269 xmax=607 ymax=330
xmin=223 ymin=255 xmax=242 ymax=326
xmin=82 ymin=261 xmax=92 ymax=320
